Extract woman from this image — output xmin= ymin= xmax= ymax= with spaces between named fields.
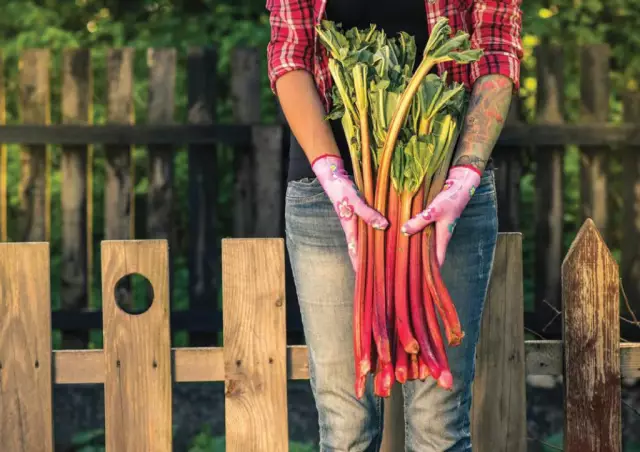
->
xmin=267 ymin=1 xmax=522 ymax=450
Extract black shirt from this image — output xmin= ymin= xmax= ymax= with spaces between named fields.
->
xmin=286 ymin=0 xmax=429 ymax=182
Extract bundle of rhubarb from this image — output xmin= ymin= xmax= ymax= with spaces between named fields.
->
xmin=316 ymin=17 xmax=483 ymax=398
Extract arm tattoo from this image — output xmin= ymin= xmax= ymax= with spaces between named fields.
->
xmin=452 ymin=75 xmax=513 ymax=172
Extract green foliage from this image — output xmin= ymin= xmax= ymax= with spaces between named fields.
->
xmin=70 ymin=425 xmax=318 ymax=452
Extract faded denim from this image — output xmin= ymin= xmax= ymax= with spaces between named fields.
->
xmin=285 ymin=170 xmax=498 ymax=452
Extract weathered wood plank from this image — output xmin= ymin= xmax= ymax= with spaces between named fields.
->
xmin=106 ymin=48 xmax=135 ymax=240
xmin=0 ymin=243 xmax=53 ymax=451
xmin=525 ymin=341 xmax=640 ymax=378
xmin=562 ymin=219 xmax=621 ymax=451
xmin=254 ymin=126 xmax=284 ymax=237
xmin=534 ymin=43 xmax=565 ymax=321
xmin=147 ymin=48 xmax=175 ymax=242
xmin=102 ymin=240 xmax=172 ymax=452
xmin=231 ymin=47 xmax=260 ymax=237
xmin=494 ymin=92 xmax=523 ymax=232
xmin=621 ymin=91 xmax=640 ymax=334
xmin=0 ymin=123 xmax=639 ymax=147
xmin=18 ymin=49 xmax=51 ymax=242
xmin=222 ymin=238 xmax=288 ymax=452
xmin=471 ymin=233 xmax=527 ymax=452
xmin=580 ymin=45 xmax=610 ymax=240
xmin=0 ymin=124 xmax=254 ymax=145
xmin=187 ymin=47 xmax=219 ymax=346
xmin=0 ymin=52 xmax=6 ymax=241
xmin=61 ymin=48 xmax=92 ymax=348
xmin=50 ymin=341 xmax=640 ymax=385
xmin=105 ymin=49 xmax=135 ymax=311
xmin=147 ymin=49 xmax=176 ymax=312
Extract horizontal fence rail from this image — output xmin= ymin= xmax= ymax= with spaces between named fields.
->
xmin=0 ymin=123 xmax=640 ymax=146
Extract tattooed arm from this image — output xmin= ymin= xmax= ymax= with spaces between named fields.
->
xmin=451 ymin=74 xmax=513 ymax=172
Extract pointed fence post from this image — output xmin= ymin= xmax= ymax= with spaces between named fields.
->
xmin=562 ymin=219 xmax=621 ymax=451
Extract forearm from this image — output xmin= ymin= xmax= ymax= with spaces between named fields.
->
xmin=451 ymin=74 xmax=513 ymax=172
xmin=275 ymin=70 xmax=340 ymax=163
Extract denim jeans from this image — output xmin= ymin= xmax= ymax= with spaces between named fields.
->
xmin=285 ymin=170 xmax=498 ymax=452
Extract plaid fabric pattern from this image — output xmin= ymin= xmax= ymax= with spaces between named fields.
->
xmin=266 ymin=0 xmax=523 ymax=112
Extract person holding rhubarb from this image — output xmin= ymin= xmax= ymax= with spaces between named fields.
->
xmin=267 ymin=0 xmax=522 ymax=450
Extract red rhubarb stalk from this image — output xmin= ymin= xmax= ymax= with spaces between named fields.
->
xmin=428 ymin=230 xmax=464 ymax=346
xmin=421 ymin=229 xmax=453 ymax=389
xmin=418 ymin=355 xmax=430 ymax=381
xmin=360 ymin=234 xmax=374 ymax=375
xmin=408 ymin=191 xmax=442 ymax=379
xmin=395 ymin=332 xmax=409 ymax=383
xmin=408 ymin=353 xmax=419 ymax=381
xmin=354 ymin=219 xmax=368 ymax=394
xmin=394 ymin=191 xmax=420 ymax=354
xmin=385 ymin=184 xmax=400 ymax=335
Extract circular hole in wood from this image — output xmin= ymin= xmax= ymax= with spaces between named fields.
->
xmin=114 ymin=273 xmax=154 ymax=315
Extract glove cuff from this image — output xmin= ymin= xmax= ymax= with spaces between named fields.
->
xmin=450 ymin=164 xmax=483 ymax=178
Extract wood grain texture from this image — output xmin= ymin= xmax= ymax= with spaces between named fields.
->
xmin=61 ymin=48 xmax=92 ymax=348
xmin=222 ymin=238 xmax=288 ymax=452
xmin=49 ymin=341 xmax=640 ymax=385
xmin=53 ymin=345 xmax=312 ymax=384
xmin=19 ymin=49 xmax=51 ymax=242
xmin=471 ymin=233 xmax=527 ymax=452
xmin=534 ymin=43 xmax=565 ymax=320
xmin=525 ymin=341 xmax=640 ymax=378
xmin=0 ymin=243 xmax=53 ymax=451
xmin=101 ymin=240 xmax=172 ymax=452
xmin=187 ymin=47 xmax=219 ymax=346
xmin=580 ymin=45 xmax=610 ymax=240
xmin=562 ymin=219 xmax=621 ymax=451
xmin=231 ymin=47 xmax=260 ymax=237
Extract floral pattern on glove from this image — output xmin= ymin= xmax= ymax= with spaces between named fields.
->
xmin=400 ymin=165 xmax=482 ymax=267
xmin=312 ymin=155 xmax=389 ymax=271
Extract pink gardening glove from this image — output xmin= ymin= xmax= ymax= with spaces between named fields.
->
xmin=312 ymin=155 xmax=389 ymax=270
xmin=401 ymin=165 xmax=482 ymax=267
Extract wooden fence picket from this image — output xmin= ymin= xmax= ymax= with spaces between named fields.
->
xmin=0 ymin=242 xmax=53 ymax=452
xmin=471 ymin=233 xmax=527 ymax=452
xmin=187 ymin=47 xmax=219 ymax=346
xmin=222 ymin=238 xmax=289 ymax=452
xmin=562 ymin=219 xmax=621 ymax=451
xmin=534 ymin=42 xmax=565 ymax=319
xmin=61 ymin=48 xmax=93 ymax=348
xmin=101 ymin=240 xmax=172 ymax=452
xmin=19 ymin=49 xmax=51 ymax=242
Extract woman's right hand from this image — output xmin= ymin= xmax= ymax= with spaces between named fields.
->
xmin=312 ymin=154 xmax=389 ymax=270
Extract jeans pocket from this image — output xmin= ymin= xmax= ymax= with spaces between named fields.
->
xmin=285 ymin=178 xmax=328 ymax=205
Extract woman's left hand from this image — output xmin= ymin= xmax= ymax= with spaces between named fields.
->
xmin=400 ymin=165 xmax=482 ymax=267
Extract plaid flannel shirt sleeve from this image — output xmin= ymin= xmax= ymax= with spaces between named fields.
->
xmin=469 ymin=0 xmax=523 ymax=91
xmin=266 ymin=0 xmax=315 ymax=94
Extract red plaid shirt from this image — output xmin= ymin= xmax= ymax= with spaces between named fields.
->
xmin=266 ymin=0 xmax=523 ymax=112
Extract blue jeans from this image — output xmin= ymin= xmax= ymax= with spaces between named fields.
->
xmin=285 ymin=170 xmax=498 ymax=452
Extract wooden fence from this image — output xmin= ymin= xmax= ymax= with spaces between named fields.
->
xmin=0 ymin=42 xmax=640 ymax=350
xmin=1 ymin=220 xmax=639 ymax=451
